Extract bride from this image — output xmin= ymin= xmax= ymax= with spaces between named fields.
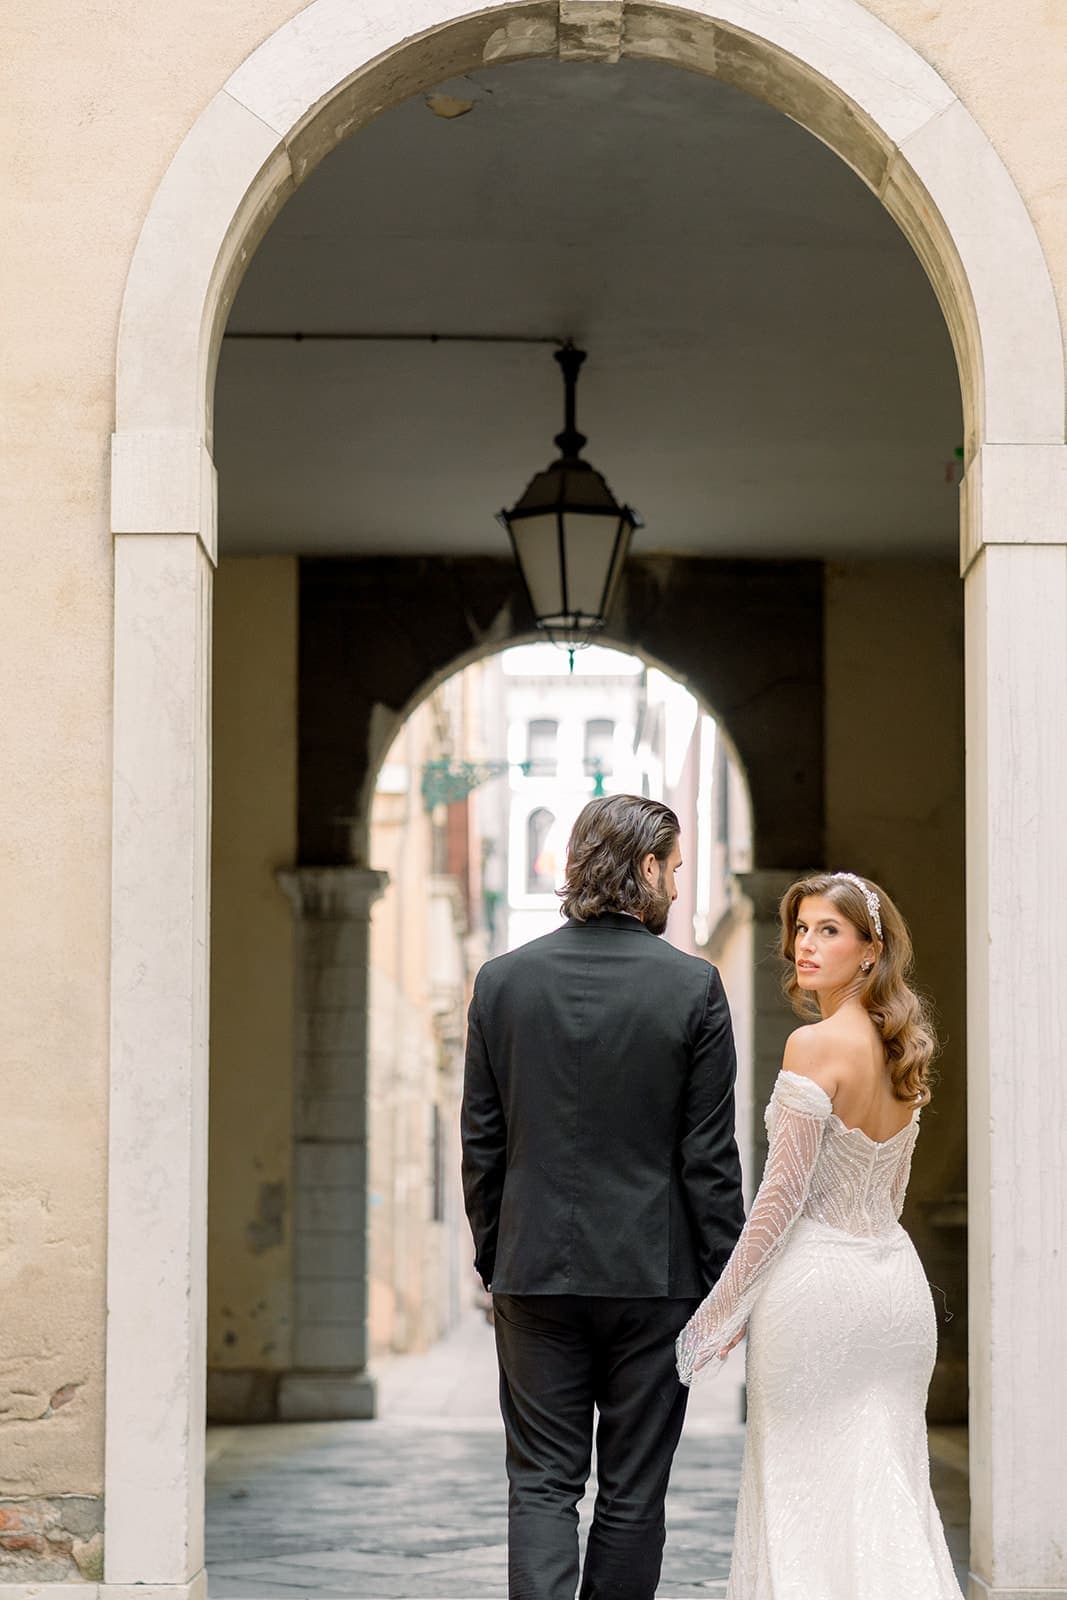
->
xmin=676 ymin=871 xmax=963 ymax=1599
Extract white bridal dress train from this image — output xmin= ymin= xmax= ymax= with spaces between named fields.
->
xmin=676 ymin=1069 xmax=963 ymax=1600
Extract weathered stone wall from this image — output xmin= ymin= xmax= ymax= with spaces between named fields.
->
xmin=0 ymin=1496 xmax=103 ymax=1584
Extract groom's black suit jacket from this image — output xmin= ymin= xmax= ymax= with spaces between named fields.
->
xmin=461 ymin=911 xmax=745 ymax=1298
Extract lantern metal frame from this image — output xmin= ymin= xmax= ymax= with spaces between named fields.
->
xmin=497 ymin=344 xmax=642 ymax=655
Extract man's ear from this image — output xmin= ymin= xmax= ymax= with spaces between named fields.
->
xmin=640 ymin=851 xmax=658 ymax=886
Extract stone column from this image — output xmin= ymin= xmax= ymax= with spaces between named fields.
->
xmin=733 ymin=869 xmax=806 ymax=1176
xmin=961 ymin=445 xmax=1067 ymax=1599
xmin=277 ymin=865 xmax=388 ymax=1420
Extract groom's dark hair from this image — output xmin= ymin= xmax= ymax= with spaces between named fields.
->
xmin=559 ymin=795 xmax=680 ymax=923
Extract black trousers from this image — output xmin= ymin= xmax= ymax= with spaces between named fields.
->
xmin=492 ymin=1294 xmax=700 ymax=1600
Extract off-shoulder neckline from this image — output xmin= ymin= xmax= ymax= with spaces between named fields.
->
xmin=776 ymin=1069 xmax=920 ymax=1147
xmin=777 ymin=1068 xmax=833 ymax=1108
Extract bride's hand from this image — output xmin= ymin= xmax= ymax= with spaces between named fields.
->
xmin=718 ymin=1326 xmax=746 ymax=1359
xmin=689 ymin=1325 xmax=746 ymax=1376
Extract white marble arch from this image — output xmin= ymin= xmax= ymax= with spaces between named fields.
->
xmin=106 ymin=3 xmax=1067 ymax=1599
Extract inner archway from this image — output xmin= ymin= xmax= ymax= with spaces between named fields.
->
xmin=106 ymin=3 xmax=1067 ymax=1597
xmin=363 ymin=640 xmax=754 ymax=1362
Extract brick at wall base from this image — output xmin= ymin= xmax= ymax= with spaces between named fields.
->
xmin=0 ymin=1496 xmax=103 ymax=1583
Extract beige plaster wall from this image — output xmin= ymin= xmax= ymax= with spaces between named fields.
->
xmin=1 ymin=0 xmax=1060 ymax=1499
xmin=864 ymin=3 xmax=1067 ymax=358
xmin=824 ymin=558 xmax=966 ymax=1416
xmin=207 ymin=557 xmax=297 ymax=1374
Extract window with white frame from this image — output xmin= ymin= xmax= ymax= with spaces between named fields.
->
xmin=583 ymin=718 xmax=614 ymax=778
xmin=526 ymin=719 xmax=558 ymax=777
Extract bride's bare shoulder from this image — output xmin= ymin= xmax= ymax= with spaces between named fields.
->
xmin=782 ymin=1022 xmax=839 ymax=1101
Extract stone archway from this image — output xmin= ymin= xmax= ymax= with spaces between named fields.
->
xmin=108 ymin=4 xmax=1067 ymax=1597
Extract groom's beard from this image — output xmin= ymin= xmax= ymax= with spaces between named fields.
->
xmin=643 ymin=867 xmax=672 ymax=936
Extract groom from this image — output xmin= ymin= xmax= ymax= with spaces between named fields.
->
xmin=462 ymin=794 xmax=745 ymax=1600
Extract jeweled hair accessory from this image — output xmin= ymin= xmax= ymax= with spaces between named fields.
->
xmin=832 ymin=872 xmax=882 ymax=938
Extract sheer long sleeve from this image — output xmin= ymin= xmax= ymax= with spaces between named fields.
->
xmin=676 ymin=1070 xmax=832 ymax=1385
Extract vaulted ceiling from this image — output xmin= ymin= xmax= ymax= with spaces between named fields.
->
xmin=216 ymin=56 xmax=961 ymax=561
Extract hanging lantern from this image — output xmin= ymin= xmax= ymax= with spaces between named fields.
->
xmin=498 ymin=344 xmax=641 ymax=659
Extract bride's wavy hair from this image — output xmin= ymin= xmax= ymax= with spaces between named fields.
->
xmin=559 ymin=795 xmax=680 ymax=922
xmin=778 ymin=872 xmax=938 ymax=1105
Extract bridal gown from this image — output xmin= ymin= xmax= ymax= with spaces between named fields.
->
xmin=676 ymin=1069 xmax=962 ymax=1600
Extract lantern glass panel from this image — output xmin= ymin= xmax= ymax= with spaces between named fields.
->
xmin=561 ymin=514 xmax=625 ymax=619
xmin=509 ymin=514 xmax=564 ymax=618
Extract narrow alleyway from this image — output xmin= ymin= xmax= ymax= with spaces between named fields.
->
xmin=206 ymin=1310 xmax=968 ymax=1597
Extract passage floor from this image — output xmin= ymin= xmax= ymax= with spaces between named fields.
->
xmin=206 ymin=1309 xmax=968 ymax=1598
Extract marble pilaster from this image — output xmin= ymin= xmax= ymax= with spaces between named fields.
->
xmin=962 ymin=525 xmax=1067 ymax=1598
xmin=105 ymin=533 xmax=212 ymax=1587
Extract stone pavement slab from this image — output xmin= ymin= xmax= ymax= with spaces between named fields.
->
xmin=207 ymin=1420 xmax=741 ymax=1597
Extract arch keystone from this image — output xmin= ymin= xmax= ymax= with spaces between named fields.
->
xmin=559 ymin=0 xmax=623 ymax=61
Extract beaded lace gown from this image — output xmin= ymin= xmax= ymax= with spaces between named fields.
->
xmin=676 ymin=1069 xmax=962 ymax=1600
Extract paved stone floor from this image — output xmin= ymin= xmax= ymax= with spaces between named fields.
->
xmin=206 ymin=1310 xmax=969 ymax=1598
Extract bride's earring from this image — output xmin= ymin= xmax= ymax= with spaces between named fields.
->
xmin=860 ymin=960 xmax=873 ymax=974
